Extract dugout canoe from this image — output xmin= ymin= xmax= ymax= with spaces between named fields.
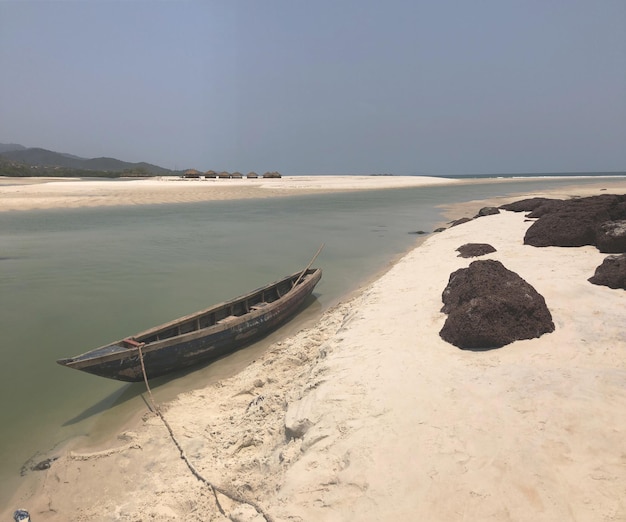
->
xmin=57 ymin=268 xmax=322 ymax=382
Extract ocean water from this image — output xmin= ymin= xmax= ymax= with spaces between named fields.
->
xmin=0 ymin=175 xmax=620 ymax=504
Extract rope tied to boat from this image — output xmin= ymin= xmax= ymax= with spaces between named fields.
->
xmin=136 ymin=343 xmax=274 ymax=522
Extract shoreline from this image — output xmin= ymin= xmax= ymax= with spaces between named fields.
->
xmin=4 ymin=179 xmax=626 ymax=521
xmin=1 ymin=174 xmax=624 ymax=213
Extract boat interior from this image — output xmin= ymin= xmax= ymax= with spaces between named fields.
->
xmin=129 ymin=270 xmax=315 ymax=346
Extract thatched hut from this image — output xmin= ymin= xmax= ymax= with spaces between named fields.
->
xmin=218 ymin=171 xmax=231 ymax=179
xmin=262 ymin=171 xmax=282 ymax=179
xmin=183 ymin=169 xmax=201 ymax=179
xmin=205 ymin=170 xmax=217 ymax=178
xmin=231 ymin=171 xmax=243 ymax=179
xmin=246 ymin=171 xmax=258 ymax=179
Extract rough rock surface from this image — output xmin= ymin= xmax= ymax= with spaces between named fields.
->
xmin=456 ymin=243 xmax=497 ymax=258
xmin=439 ymin=260 xmax=555 ymax=350
xmin=476 ymin=206 xmax=500 ymax=217
xmin=595 ymin=220 xmax=626 ymax=253
xmin=450 ymin=217 xmax=472 ymax=227
xmin=499 ymin=197 xmax=564 ymax=216
xmin=522 ymin=194 xmax=626 ymax=248
xmin=588 ymin=254 xmax=626 ymax=290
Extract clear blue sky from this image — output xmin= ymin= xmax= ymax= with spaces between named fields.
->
xmin=1 ymin=1 xmax=625 ymax=175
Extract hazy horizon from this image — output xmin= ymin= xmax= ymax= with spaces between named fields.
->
xmin=1 ymin=1 xmax=625 ymax=176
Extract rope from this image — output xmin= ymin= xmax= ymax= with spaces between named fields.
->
xmin=137 ymin=344 xmax=274 ymax=522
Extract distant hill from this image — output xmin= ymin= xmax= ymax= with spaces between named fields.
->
xmin=0 ymin=143 xmax=174 ymax=175
xmin=0 ymin=143 xmax=26 ymax=154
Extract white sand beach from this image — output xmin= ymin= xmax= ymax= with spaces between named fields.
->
xmin=3 ymin=177 xmax=626 ymax=521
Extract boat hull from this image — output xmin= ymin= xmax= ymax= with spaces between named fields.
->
xmin=57 ymin=268 xmax=322 ymax=382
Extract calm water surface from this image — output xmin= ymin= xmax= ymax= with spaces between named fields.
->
xmin=0 ymin=176 xmax=618 ymax=503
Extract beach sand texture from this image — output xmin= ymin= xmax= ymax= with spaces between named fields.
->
xmin=3 ymin=178 xmax=626 ymax=521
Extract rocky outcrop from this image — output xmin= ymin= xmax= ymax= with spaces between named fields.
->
xmin=500 ymin=194 xmax=626 ymax=290
xmin=595 ymin=220 xmax=626 ymax=253
xmin=518 ymin=195 xmax=626 ymax=249
xmin=456 ymin=243 xmax=496 ymax=258
xmin=450 ymin=217 xmax=472 ymax=227
xmin=447 ymin=207 xmax=500 ymax=229
xmin=439 ymin=260 xmax=554 ymax=350
xmin=500 ymin=198 xmax=564 ymax=216
xmin=588 ymin=254 xmax=626 ymax=290
xmin=476 ymin=206 xmax=500 ymax=217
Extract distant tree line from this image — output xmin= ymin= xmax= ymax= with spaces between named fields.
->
xmin=0 ymin=156 xmax=285 ymax=180
xmin=0 ymin=158 xmax=158 ymax=178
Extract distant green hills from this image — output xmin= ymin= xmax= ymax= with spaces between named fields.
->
xmin=0 ymin=143 xmax=177 ymax=177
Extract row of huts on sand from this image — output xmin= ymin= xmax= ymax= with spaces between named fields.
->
xmin=182 ymin=170 xmax=281 ymax=179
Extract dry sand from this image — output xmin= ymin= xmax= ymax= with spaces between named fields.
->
xmin=3 ymin=178 xmax=626 ymax=521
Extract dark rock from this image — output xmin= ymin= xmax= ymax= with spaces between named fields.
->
xmin=602 ymin=197 xmax=626 ymax=219
xmin=588 ymin=254 xmax=626 ymax=290
xmin=439 ymin=260 xmax=555 ymax=350
xmin=456 ymin=243 xmax=497 ymax=258
xmin=409 ymin=230 xmax=427 ymax=235
xmin=500 ymin=197 xmax=563 ymax=215
xmin=524 ymin=194 xmax=626 ymax=248
xmin=434 ymin=227 xmax=447 ymax=233
xmin=476 ymin=206 xmax=500 ymax=217
xmin=526 ymin=200 xmax=568 ymax=218
xmin=595 ymin=220 xmax=626 ymax=253
xmin=21 ymin=456 xmax=58 ymax=475
xmin=450 ymin=217 xmax=472 ymax=227
xmin=32 ymin=457 xmax=57 ymax=471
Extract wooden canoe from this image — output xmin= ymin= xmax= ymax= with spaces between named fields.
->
xmin=57 ymin=268 xmax=322 ymax=382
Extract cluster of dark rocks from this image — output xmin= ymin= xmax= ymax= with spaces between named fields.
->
xmin=501 ymin=194 xmax=626 ymax=289
xmin=500 ymin=194 xmax=626 ymax=252
xmin=439 ymin=193 xmax=625 ymax=350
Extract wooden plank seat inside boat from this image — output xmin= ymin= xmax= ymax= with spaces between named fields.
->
xmin=250 ymin=302 xmax=268 ymax=311
xmin=122 ymin=338 xmax=144 ymax=348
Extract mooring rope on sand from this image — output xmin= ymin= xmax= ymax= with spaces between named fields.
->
xmin=137 ymin=344 xmax=273 ymax=522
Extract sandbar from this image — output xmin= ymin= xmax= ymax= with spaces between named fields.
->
xmin=0 ymin=175 xmax=458 ymax=212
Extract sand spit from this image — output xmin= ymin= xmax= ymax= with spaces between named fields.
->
xmin=0 ymin=175 xmax=456 ymax=212
xmin=4 ymin=181 xmax=626 ymax=521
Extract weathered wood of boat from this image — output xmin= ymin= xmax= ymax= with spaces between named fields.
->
xmin=57 ymin=268 xmax=322 ymax=382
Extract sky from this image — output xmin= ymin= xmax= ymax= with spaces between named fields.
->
xmin=0 ymin=1 xmax=625 ymax=176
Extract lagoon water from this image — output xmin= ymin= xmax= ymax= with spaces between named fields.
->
xmin=0 ymin=176 xmax=618 ymax=503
